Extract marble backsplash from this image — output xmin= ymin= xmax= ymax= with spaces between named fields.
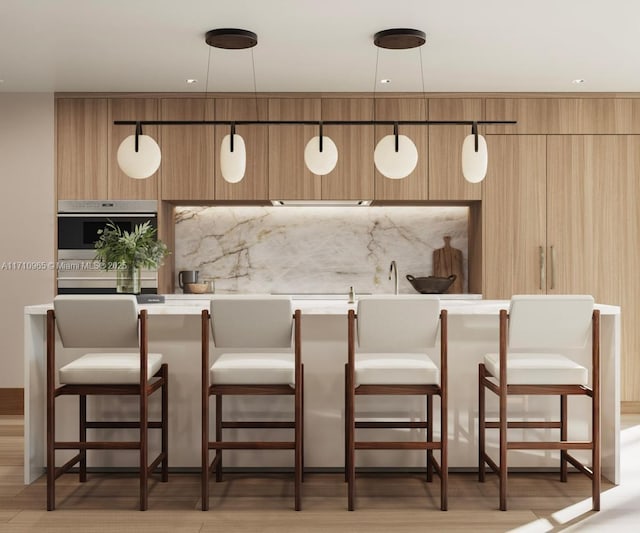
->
xmin=174 ymin=206 xmax=469 ymax=294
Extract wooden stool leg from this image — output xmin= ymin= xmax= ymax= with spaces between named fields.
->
xmin=301 ymin=365 xmax=305 ymax=484
xmin=46 ymin=310 xmax=56 ymax=511
xmin=560 ymin=394 xmax=568 ymax=482
xmin=79 ymin=395 xmax=87 ymax=482
xmin=499 ymin=384 xmax=507 ymax=511
xmin=201 ymin=385 xmax=209 ymax=511
xmin=47 ymin=403 xmax=55 ymax=511
xmin=140 ymin=384 xmax=149 ymax=511
xmin=441 ymin=391 xmax=448 ymax=511
xmin=215 ymin=395 xmax=223 ymax=483
xmin=478 ymin=364 xmax=486 ymax=483
xmin=161 ymin=364 xmax=169 ymax=482
xmin=347 ymin=366 xmax=355 ymax=511
xmin=592 ymin=310 xmax=601 ymax=511
xmin=593 ymin=404 xmax=601 ymax=511
xmin=294 ymin=371 xmax=303 ymax=511
xmin=426 ymin=395 xmax=433 ymax=482
xmin=344 ymin=364 xmax=349 ymax=483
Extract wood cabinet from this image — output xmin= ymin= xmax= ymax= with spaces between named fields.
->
xmin=373 ymin=98 xmax=428 ymax=200
xmin=159 ymin=98 xmax=215 ymax=201
xmin=482 ymin=136 xmax=547 ymax=297
xmin=484 ymin=133 xmax=640 ymax=402
xmin=547 ymin=135 xmax=640 ymax=401
xmin=214 ymin=98 xmax=268 ymax=200
xmin=268 ymin=98 xmax=321 ymax=200
xmin=485 ymin=98 xmax=640 ymax=134
xmin=56 ymin=98 xmax=108 ymax=199
xmin=322 ymin=98 xmax=374 ymax=200
xmin=108 ymin=98 xmax=160 ymax=200
xmin=429 ymin=98 xmax=483 ymax=201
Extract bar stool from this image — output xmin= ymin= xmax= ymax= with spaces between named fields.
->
xmin=345 ymin=295 xmax=448 ymax=511
xmin=201 ymin=296 xmax=303 ymax=511
xmin=478 ymin=295 xmax=600 ymax=511
xmin=46 ymin=295 xmax=168 ymax=511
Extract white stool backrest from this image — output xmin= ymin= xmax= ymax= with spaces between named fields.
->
xmin=508 ymin=295 xmax=594 ymax=350
xmin=210 ymin=295 xmax=293 ymax=348
xmin=53 ymin=295 xmax=139 ymax=348
xmin=356 ymin=295 xmax=441 ymax=352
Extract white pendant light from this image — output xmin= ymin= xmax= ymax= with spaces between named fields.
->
xmin=304 ymin=127 xmax=338 ymax=175
xmin=220 ymin=126 xmax=246 ymax=183
xmin=374 ymin=128 xmax=418 ymax=179
xmin=116 ymin=123 xmax=161 ymax=179
xmin=461 ymin=122 xmax=488 ymax=183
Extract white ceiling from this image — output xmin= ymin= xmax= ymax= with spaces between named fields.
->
xmin=1 ymin=0 xmax=639 ymax=94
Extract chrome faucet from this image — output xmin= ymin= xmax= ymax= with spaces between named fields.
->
xmin=389 ymin=260 xmax=398 ymax=295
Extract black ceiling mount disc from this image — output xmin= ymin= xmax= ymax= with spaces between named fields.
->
xmin=205 ymin=28 xmax=258 ymax=50
xmin=373 ymin=28 xmax=426 ymax=50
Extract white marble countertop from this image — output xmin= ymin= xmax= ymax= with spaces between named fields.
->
xmin=24 ymin=296 xmax=620 ymax=316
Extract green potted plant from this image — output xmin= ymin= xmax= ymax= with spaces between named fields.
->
xmin=94 ymin=220 xmax=169 ymax=294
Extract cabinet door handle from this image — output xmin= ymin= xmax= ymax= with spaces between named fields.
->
xmin=550 ymin=245 xmax=556 ymax=290
xmin=539 ymin=245 xmax=546 ymax=291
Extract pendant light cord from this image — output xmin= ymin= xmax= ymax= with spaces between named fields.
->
xmin=372 ymin=47 xmax=379 ymax=124
xmin=419 ymin=46 xmax=427 ymax=121
xmin=203 ymin=45 xmax=212 ymax=122
xmin=251 ymin=48 xmax=259 ymax=121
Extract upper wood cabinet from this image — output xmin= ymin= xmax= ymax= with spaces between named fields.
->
xmin=485 ymin=98 xmax=640 ymax=134
xmin=373 ymin=98 xmax=428 ymax=201
xmin=322 ymin=98 xmax=374 ymax=200
xmin=159 ymin=98 xmax=215 ymax=201
xmin=268 ymin=98 xmax=321 ymax=200
xmin=482 ymin=135 xmax=547 ymax=298
xmin=108 ymin=98 xmax=160 ymax=200
xmin=428 ymin=99 xmax=483 ymax=201
xmin=57 ymin=98 xmax=108 ymax=200
xmin=214 ymin=98 xmax=268 ymax=200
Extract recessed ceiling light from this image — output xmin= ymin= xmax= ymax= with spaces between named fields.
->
xmin=186 ymin=79 xmax=198 ymax=84
xmin=380 ymin=79 xmax=391 ymax=84
xmin=572 ymin=79 xmax=585 ymax=84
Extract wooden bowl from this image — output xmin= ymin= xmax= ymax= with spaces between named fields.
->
xmin=184 ymin=282 xmax=208 ymax=294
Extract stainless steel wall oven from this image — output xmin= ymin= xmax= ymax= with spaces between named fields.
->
xmin=57 ymin=200 xmax=159 ymax=294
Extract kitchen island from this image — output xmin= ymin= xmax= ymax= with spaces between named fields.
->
xmin=23 ymin=297 xmax=620 ymax=485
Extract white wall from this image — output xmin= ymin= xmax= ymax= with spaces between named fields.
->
xmin=0 ymin=93 xmax=55 ymax=388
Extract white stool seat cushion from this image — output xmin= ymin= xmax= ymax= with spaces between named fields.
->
xmin=484 ymin=352 xmax=588 ymax=386
xmin=59 ymin=353 xmax=163 ymax=385
xmin=211 ymin=353 xmax=295 ymax=386
xmin=355 ymin=353 xmax=439 ymax=386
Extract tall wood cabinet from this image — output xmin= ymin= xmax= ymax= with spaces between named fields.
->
xmin=547 ymin=135 xmax=640 ymax=401
xmin=56 ymin=98 xmax=108 ymax=199
xmin=484 ymin=133 xmax=640 ymax=402
xmin=482 ymin=136 xmax=547 ymax=297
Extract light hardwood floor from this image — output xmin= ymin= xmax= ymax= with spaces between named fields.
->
xmin=2 ymin=415 xmax=639 ymax=532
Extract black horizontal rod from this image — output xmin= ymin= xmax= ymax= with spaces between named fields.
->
xmin=114 ymin=119 xmax=516 ymax=126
